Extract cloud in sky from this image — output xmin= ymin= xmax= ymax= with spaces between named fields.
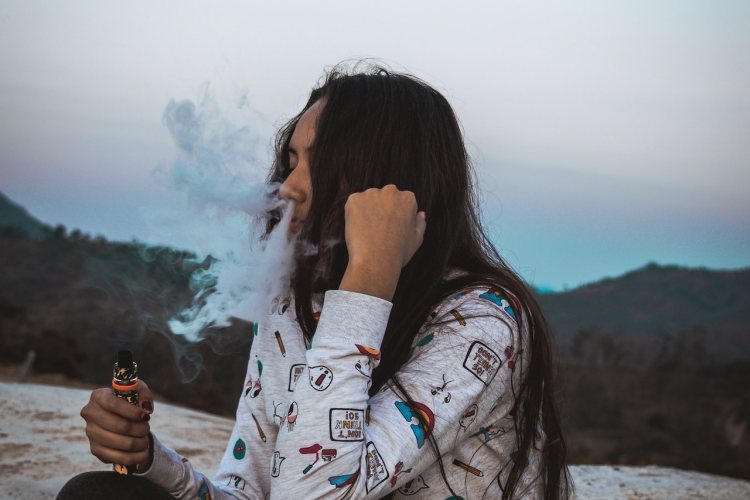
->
xmin=0 ymin=0 xmax=748 ymax=288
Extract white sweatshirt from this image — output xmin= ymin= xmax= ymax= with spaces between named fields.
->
xmin=136 ymin=285 xmax=544 ymax=499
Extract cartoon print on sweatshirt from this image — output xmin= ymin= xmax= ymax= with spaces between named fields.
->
xmin=328 ymin=470 xmax=360 ymax=489
xmin=389 ymin=460 xmax=413 ymax=487
xmin=244 ymin=377 xmax=261 ymax=398
xmin=409 ymin=331 xmax=435 ymax=356
xmin=198 ymin=480 xmax=211 ymax=500
xmin=355 ymin=344 xmax=381 ymax=361
xmin=394 ymin=401 xmax=435 ymax=449
xmin=232 ymin=438 xmax=246 ymax=459
xmin=269 ymin=296 xmax=291 ymax=315
xmin=274 ymin=331 xmax=287 ymax=357
xmin=330 ymin=408 xmax=365 ymax=441
xmin=251 ymin=414 xmax=267 ymax=442
xmin=226 ymin=474 xmax=246 ymax=490
xmin=450 ymin=309 xmax=467 ymax=326
xmin=398 ymin=475 xmax=429 ymax=495
xmin=478 ymin=288 xmax=517 ymax=321
xmin=288 ymin=363 xmax=306 ymax=391
xmin=462 ymin=341 xmax=502 ymax=386
xmin=430 ymin=374 xmax=454 ymax=404
xmin=452 ymin=458 xmax=484 ymax=477
xmin=365 ymin=404 xmax=371 ymax=425
xmin=453 ymin=403 xmax=480 ymax=448
xmin=459 ymin=404 xmax=478 ymax=431
xmin=271 ymin=451 xmax=285 ymax=477
xmin=364 ymin=441 xmax=389 ymax=492
xmin=272 ymin=401 xmax=285 ymax=426
xmin=354 ymin=344 xmax=381 ymax=379
xmin=354 ymin=359 xmax=371 ymax=379
xmin=503 ymin=345 xmax=523 ymax=373
xmin=309 ymin=365 xmax=333 ymax=391
xmin=286 ymin=401 xmax=299 ymax=431
xmin=299 ymin=443 xmax=338 ymax=474
xmin=472 ymin=424 xmax=510 ymax=443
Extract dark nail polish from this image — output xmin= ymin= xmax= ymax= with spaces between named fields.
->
xmin=141 ymin=413 xmax=150 ymax=422
xmin=141 ymin=400 xmax=153 ymax=413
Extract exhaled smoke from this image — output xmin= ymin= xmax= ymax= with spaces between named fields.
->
xmin=158 ymin=87 xmax=297 ymax=343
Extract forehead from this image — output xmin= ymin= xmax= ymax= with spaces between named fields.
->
xmin=290 ymin=99 xmax=323 ymax=151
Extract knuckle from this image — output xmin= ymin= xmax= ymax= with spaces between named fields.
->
xmin=93 ymin=388 xmax=109 ymax=400
xmin=117 ymin=420 xmax=134 ymax=435
xmin=125 ymin=436 xmax=141 ymax=452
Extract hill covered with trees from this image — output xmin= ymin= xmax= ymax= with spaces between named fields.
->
xmin=1 ymin=192 xmax=748 ymax=479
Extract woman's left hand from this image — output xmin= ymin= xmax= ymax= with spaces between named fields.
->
xmin=339 ymin=185 xmax=426 ymax=300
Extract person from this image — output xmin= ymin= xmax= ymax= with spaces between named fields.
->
xmin=59 ymin=65 xmax=571 ymax=499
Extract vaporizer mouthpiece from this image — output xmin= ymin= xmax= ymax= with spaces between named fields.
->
xmin=117 ymin=350 xmax=133 ymax=369
xmin=113 ymin=350 xmax=138 ymax=383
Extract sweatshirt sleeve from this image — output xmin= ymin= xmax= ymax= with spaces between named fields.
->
xmin=270 ymin=288 xmax=524 ymax=499
xmin=134 ymin=332 xmax=273 ymax=499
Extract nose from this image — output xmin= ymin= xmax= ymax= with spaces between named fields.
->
xmin=279 ymin=169 xmax=307 ymax=205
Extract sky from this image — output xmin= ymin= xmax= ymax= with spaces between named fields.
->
xmin=0 ymin=0 xmax=748 ymax=290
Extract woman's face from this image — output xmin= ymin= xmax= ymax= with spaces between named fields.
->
xmin=279 ymin=99 xmax=323 ymax=234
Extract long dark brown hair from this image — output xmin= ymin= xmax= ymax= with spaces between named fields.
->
xmin=265 ymin=64 xmax=571 ymax=499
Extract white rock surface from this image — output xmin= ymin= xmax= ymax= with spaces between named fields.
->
xmin=1 ymin=382 xmax=749 ymax=499
xmin=0 ymin=382 xmax=233 ymax=499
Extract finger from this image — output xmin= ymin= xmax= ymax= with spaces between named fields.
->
xmin=137 ymin=380 xmax=155 ymax=414
xmin=102 ymin=410 xmax=149 ymax=438
xmin=90 ymin=441 xmax=150 ymax=467
xmin=85 ymin=397 xmax=150 ymax=437
xmin=86 ymin=421 xmax=150 ymax=453
xmin=93 ymin=388 xmax=149 ymax=422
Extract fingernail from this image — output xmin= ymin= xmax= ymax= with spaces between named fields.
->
xmin=141 ymin=400 xmax=153 ymax=413
xmin=141 ymin=413 xmax=150 ymax=422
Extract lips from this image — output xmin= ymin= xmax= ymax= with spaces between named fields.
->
xmin=290 ymin=217 xmax=305 ymax=232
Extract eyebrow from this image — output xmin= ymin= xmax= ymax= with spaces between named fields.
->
xmin=288 ymin=144 xmax=313 ymax=156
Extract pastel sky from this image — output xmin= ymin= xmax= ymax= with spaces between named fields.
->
xmin=1 ymin=0 xmax=748 ymax=290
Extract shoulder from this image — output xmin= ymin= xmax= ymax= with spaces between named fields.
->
xmin=407 ymin=284 xmax=527 ymax=366
xmin=428 ymin=285 xmax=521 ymax=330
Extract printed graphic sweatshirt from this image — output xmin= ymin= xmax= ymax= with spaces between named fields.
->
xmin=135 ymin=283 xmax=545 ymax=499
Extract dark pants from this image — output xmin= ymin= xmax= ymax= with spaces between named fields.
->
xmin=57 ymin=471 xmax=176 ymax=499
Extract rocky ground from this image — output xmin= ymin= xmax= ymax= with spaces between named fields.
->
xmin=1 ymin=382 xmax=749 ymax=499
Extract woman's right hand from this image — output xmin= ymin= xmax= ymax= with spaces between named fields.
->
xmin=80 ymin=380 xmax=155 ymax=470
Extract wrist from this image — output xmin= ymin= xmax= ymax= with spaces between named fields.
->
xmin=339 ymin=258 xmax=400 ymax=302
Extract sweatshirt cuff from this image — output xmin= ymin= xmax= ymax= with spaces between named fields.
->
xmin=313 ymin=290 xmax=392 ymax=348
xmin=132 ymin=432 xmax=187 ymax=491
